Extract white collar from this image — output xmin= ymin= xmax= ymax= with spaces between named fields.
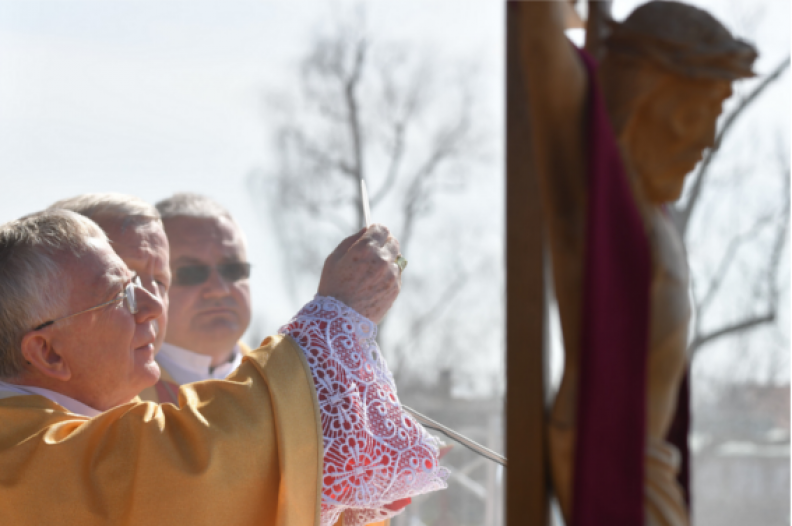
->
xmin=156 ymin=342 xmax=243 ymax=385
xmin=0 ymin=380 xmax=101 ymax=417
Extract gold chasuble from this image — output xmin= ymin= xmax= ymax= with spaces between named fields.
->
xmin=135 ymin=342 xmax=388 ymax=526
xmin=0 ymin=335 xmax=323 ymax=525
xmin=138 ymin=341 xmax=253 ymax=405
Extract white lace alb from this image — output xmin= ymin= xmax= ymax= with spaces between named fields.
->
xmin=280 ymin=296 xmax=448 ymax=526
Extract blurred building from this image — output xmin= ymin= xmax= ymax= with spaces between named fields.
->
xmin=392 ymin=375 xmax=789 ymax=526
xmin=693 ymin=383 xmax=790 ymax=526
xmin=394 ymin=370 xmax=504 ymax=526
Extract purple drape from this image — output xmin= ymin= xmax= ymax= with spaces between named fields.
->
xmin=572 ymin=48 xmax=652 ymax=526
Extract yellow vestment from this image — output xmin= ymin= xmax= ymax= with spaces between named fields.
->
xmin=138 ymin=341 xmax=253 ymax=404
xmin=0 ymin=335 xmax=323 ymax=525
xmin=136 ymin=342 xmax=389 ymax=526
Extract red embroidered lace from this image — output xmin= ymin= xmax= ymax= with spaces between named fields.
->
xmin=280 ymin=296 xmax=448 ymax=526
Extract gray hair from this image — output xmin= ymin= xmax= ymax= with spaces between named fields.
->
xmin=49 ymin=193 xmax=160 ymax=230
xmin=155 ymin=193 xmax=232 ymax=221
xmin=0 ymin=209 xmax=107 ymax=378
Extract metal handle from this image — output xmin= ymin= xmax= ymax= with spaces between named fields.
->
xmin=403 ymin=405 xmax=507 ymax=467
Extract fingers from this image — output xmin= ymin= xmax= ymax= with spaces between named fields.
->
xmin=363 ymin=223 xmax=389 ymax=247
xmin=327 ymin=227 xmax=367 ymax=262
xmin=355 ymin=224 xmax=400 ymax=257
xmin=317 ymin=225 xmax=403 ymax=322
xmin=360 ymin=225 xmax=401 ymax=278
xmin=384 ymin=236 xmax=400 ymax=260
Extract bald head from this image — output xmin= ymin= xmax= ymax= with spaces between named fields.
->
xmin=155 ymin=194 xmax=251 ymax=364
xmin=52 ymin=194 xmax=171 ymax=353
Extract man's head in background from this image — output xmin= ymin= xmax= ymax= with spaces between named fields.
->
xmin=155 ymin=193 xmax=251 ymax=366
xmin=0 ymin=210 xmax=163 ymax=410
xmin=49 ymin=193 xmax=171 ymax=354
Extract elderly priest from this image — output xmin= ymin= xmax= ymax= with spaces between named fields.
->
xmin=0 ymin=209 xmax=446 ymax=526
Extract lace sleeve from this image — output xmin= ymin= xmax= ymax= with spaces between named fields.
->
xmin=280 ymin=296 xmax=449 ymax=526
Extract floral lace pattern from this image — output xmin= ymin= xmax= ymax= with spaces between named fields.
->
xmin=280 ymin=296 xmax=448 ymax=526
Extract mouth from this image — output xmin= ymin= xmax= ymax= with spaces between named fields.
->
xmin=134 ymin=342 xmax=155 ymax=354
xmin=134 ymin=324 xmax=158 ymax=352
xmin=198 ymin=307 xmax=237 ymax=316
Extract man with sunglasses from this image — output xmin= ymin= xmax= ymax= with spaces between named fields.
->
xmin=54 ymin=193 xmax=412 ymax=524
xmin=0 ymin=209 xmax=446 ymax=525
xmin=134 ymin=193 xmax=253 ymax=403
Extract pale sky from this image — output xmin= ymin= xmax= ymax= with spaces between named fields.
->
xmin=0 ymin=1 xmax=787 ymax=389
xmin=0 ymin=1 xmax=504 ymax=340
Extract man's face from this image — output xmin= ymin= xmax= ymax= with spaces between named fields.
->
xmin=162 ymin=216 xmax=251 ymax=361
xmin=627 ymin=74 xmax=732 ymax=203
xmin=48 ymin=240 xmax=163 ymax=410
xmin=95 ymin=217 xmax=170 ymax=354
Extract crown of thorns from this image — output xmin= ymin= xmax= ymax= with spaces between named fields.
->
xmin=604 ymin=1 xmax=757 ymax=81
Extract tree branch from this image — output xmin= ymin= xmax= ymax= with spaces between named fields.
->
xmin=399 ymin=110 xmax=473 ymax=252
xmin=343 ymin=37 xmax=368 ymax=227
xmin=690 ymin=133 xmax=790 ymax=362
xmin=698 ymin=213 xmax=778 ymax=311
xmin=675 ymin=56 xmax=790 ymax=236
xmin=371 ymin=119 xmax=406 ymax=206
xmin=293 ymin=131 xmax=357 ymax=178
xmin=370 ymin=59 xmax=426 ymax=207
xmin=765 ymin=163 xmax=790 ymax=307
xmin=389 ymin=271 xmax=469 ymax=370
xmin=690 ymin=312 xmax=776 ymax=356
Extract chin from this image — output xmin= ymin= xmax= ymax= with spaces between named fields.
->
xmin=646 ymin=169 xmax=686 ymax=204
xmin=198 ymin=319 xmax=244 ymax=339
xmin=134 ymin=359 xmax=162 ymax=390
xmin=662 ymin=184 xmax=685 ymax=203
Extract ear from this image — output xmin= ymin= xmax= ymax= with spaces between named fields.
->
xmin=20 ymin=331 xmax=72 ymax=382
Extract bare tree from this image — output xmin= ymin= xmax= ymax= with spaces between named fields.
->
xmin=667 ymin=56 xmax=790 ymax=362
xmin=248 ymin=6 xmax=494 ymax=381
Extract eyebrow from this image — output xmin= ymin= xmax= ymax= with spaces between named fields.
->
xmin=98 ymin=268 xmax=130 ymax=301
xmin=172 ymin=256 xmax=206 ymax=265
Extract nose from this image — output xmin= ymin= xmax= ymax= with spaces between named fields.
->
xmin=141 ymin=276 xmax=164 ymax=299
xmin=134 ymin=285 xmax=164 ymax=324
xmin=202 ymin=267 xmax=232 ymax=298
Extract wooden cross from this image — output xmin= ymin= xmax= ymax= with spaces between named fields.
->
xmin=505 ymin=3 xmax=611 ymax=524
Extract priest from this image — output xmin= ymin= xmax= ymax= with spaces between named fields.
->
xmin=0 ymin=209 xmax=446 ymax=525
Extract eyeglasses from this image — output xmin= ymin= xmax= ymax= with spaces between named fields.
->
xmin=172 ymin=262 xmax=251 ymax=287
xmin=31 ymin=276 xmax=142 ymax=331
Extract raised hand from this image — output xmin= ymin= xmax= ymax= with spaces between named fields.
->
xmin=317 ymin=224 xmax=401 ymax=324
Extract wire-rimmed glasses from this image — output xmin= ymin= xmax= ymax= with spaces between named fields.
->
xmin=31 ymin=276 xmax=142 ymax=331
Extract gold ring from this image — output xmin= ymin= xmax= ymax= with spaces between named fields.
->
xmin=395 ymin=255 xmax=408 ymax=272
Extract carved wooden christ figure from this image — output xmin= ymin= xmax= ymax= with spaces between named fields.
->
xmin=517 ymin=1 xmax=756 ymax=525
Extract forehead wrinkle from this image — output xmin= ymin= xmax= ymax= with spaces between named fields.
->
xmin=172 ymin=239 xmax=246 ymax=263
xmin=173 ymin=256 xmax=206 ymax=266
xmin=118 ymin=243 xmax=159 ymax=264
xmin=108 ymin=224 xmax=170 ymax=269
xmin=165 ymin=216 xmax=243 ymax=248
xmin=97 ymin=263 xmax=129 ymax=299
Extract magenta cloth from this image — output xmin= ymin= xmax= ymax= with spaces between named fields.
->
xmin=666 ymin=370 xmax=691 ymax=506
xmin=571 ymin=49 xmax=652 ymax=526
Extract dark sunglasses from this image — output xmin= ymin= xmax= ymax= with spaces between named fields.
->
xmin=172 ymin=262 xmax=251 ymax=287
